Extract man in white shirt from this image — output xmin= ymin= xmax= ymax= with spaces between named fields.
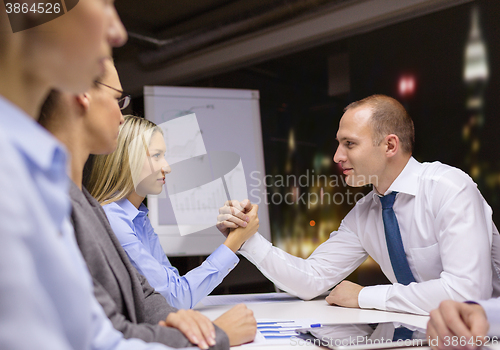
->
xmin=217 ymin=94 xmax=500 ymax=315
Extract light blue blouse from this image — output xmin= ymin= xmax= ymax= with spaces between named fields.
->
xmin=103 ymin=198 xmax=239 ymax=309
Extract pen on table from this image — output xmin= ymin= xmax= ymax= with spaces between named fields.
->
xmin=294 ymin=324 xmax=329 ymax=333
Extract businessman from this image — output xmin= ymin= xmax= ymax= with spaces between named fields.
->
xmin=217 ymin=94 xmax=500 ymax=315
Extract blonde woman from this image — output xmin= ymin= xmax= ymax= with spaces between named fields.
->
xmin=87 ymin=116 xmax=259 ymax=309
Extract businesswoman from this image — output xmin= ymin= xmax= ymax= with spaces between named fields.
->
xmin=86 ymin=115 xmax=259 ymax=310
xmin=39 ymin=59 xmax=258 ymax=349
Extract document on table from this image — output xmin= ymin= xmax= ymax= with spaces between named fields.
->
xmin=242 ymin=318 xmax=318 ymax=347
xmin=195 ymin=292 xmax=301 ymax=307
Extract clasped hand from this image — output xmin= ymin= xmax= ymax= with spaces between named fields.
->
xmin=216 ymin=199 xmax=259 ymax=252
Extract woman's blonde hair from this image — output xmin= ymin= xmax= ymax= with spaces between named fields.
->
xmin=87 ymin=115 xmax=162 ymax=205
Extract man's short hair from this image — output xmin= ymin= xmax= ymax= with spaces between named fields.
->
xmin=345 ymin=95 xmax=415 ymax=154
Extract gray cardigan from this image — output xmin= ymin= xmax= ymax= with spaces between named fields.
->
xmin=69 ymin=183 xmax=229 ymax=349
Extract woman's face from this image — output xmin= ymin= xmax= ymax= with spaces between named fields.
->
xmin=23 ymin=0 xmax=127 ymax=94
xmin=135 ymin=131 xmax=171 ymax=197
xmin=85 ymin=60 xmax=125 ymax=155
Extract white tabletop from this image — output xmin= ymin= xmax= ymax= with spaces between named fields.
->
xmin=195 ymin=293 xmax=431 ymax=350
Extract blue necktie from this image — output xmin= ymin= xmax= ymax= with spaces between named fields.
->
xmin=380 ymin=192 xmax=416 ymax=285
xmin=393 ymin=327 xmax=414 ymax=341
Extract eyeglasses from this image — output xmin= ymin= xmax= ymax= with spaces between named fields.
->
xmin=94 ymin=81 xmax=131 ymax=110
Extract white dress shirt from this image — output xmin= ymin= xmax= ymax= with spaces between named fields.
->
xmin=241 ymin=157 xmax=500 ymax=315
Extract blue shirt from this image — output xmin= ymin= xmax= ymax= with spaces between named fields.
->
xmin=103 ymin=198 xmax=239 ymax=309
xmin=0 ymin=96 xmax=173 ymax=350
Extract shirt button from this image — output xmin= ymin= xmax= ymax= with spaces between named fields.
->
xmin=252 ymin=250 xmax=256 ymax=255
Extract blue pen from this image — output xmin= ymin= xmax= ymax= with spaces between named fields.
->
xmin=294 ymin=324 xmax=326 ymax=334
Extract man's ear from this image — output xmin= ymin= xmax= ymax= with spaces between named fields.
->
xmin=385 ymin=134 xmax=399 ymax=158
xmin=75 ymin=93 xmax=91 ymax=114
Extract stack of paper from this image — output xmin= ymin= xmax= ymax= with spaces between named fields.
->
xmin=243 ymin=319 xmax=318 ymax=346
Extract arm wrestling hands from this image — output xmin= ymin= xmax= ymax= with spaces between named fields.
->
xmin=427 ymin=300 xmax=489 ymax=350
xmin=157 ymin=200 xmax=259 ymax=349
xmin=216 ymin=199 xmax=259 ymax=252
xmin=217 ymin=200 xmax=364 ymax=309
xmin=159 ymin=304 xmax=257 ymax=348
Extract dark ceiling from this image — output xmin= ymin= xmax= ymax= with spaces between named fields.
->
xmin=112 ymin=0 xmax=472 ymax=93
xmin=114 ymin=0 xmax=346 ymax=66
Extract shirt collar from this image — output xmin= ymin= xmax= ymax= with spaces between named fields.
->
xmin=116 ymin=198 xmax=149 ymax=221
xmin=0 ymin=95 xmax=68 ymax=171
xmin=371 ymin=156 xmax=421 ymax=203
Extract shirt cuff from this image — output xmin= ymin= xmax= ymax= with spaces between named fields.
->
xmin=358 ymin=284 xmax=390 ymax=311
xmin=206 ymin=244 xmax=239 ymax=274
xmin=477 ymin=299 xmax=500 ymax=336
xmin=240 ymin=232 xmax=272 ymax=265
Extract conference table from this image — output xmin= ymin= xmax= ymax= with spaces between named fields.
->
xmin=195 ymin=293 xmax=432 ymax=350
